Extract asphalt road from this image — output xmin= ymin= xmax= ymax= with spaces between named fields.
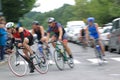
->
xmin=0 ymin=42 xmax=120 ymax=80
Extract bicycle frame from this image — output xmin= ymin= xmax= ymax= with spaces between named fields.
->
xmin=54 ymin=41 xmax=67 ymax=61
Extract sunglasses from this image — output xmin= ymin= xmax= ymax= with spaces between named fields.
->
xmin=48 ymin=22 xmax=52 ymax=24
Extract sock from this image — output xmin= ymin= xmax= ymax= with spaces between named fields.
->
xmin=69 ymin=55 xmax=73 ymax=58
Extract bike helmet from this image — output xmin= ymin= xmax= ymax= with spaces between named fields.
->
xmin=48 ymin=17 xmax=55 ymax=23
xmin=6 ymin=22 xmax=15 ymax=28
xmin=32 ymin=21 xmax=40 ymax=25
xmin=87 ymin=17 xmax=95 ymax=23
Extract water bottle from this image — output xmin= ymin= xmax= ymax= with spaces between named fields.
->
xmin=38 ymin=44 xmax=43 ymax=53
xmin=96 ymin=45 xmax=101 ymax=51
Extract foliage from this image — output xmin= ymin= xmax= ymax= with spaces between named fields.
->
xmin=2 ymin=0 xmax=36 ymax=22
xmin=20 ymin=0 xmax=120 ymax=29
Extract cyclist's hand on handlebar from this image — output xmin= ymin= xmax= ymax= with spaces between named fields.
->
xmin=58 ymin=37 xmax=62 ymax=42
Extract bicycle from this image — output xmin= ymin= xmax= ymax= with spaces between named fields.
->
xmin=92 ymin=39 xmax=104 ymax=65
xmin=80 ymin=36 xmax=87 ymax=49
xmin=52 ymin=41 xmax=74 ymax=70
xmin=8 ymin=40 xmax=49 ymax=77
xmin=32 ymin=41 xmax=49 ymax=74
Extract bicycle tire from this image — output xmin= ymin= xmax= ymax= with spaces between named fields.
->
xmin=8 ymin=52 xmax=28 ymax=77
xmin=95 ymin=49 xmax=103 ymax=65
xmin=54 ymin=50 xmax=64 ymax=70
xmin=33 ymin=51 xmax=49 ymax=74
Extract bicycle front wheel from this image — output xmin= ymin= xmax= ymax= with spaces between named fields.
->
xmin=33 ymin=52 xmax=49 ymax=74
xmin=95 ymin=49 xmax=103 ymax=65
xmin=54 ymin=50 xmax=64 ymax=70
xmin=8 ymin=52 xmax=28 ymax=77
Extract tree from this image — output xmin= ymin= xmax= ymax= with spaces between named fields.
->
xmin=2 ymin=0 xmax=36 ymax=22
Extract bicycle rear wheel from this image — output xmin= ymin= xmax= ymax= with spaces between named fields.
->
xmin=8 ymin=52 xmax=28 ymax=77
xmin=32 ymin=51 xmax=49 ymax=74
xmin=54 ymin=50 xmax=64 ymax=70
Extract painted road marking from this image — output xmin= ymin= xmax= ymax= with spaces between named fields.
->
xmin=87 ymin=58 xmax=108 ymax=64
xmin=111 ymin=57 xmax=120 ymax=62
xmin=48 ymin=59 xmax=81 ymax=65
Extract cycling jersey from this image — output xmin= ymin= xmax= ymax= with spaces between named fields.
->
xmin=12 ymin=29 xmax=31 ymax=38
xmin=88 ymin=24 xmax=99 ymax=39
xmin=47 ymin=22 xmax=67 ymax=41
xmin=47 ymin=22 xmax=65 ymax=36
xmin=33 ymin=27 xmax=42 ymax=40
xmin=12 ymin=27 xmax=33 ymax=45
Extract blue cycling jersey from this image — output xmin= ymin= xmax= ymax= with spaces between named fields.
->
xmin=88 ymin=24 xmax=99 ymax=39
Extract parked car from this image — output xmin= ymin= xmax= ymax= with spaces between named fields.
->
xmin=66 ymin=21 xmax=85 ymax=28
xmin=100 ymin=26 xmax=112 ymax=51
xmin=66 ymin=27 xmax=80 ymax=43
xmin=66 ymin=21 xmax=86 ymax=43
xmin=98 ymin=27 xmax=104 ymax=34
xmin=108 ymin=18 xmax=120 ymax=53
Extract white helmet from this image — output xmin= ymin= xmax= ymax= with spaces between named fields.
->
xmin=6 ymin=22 xmax=15 ymax=28
xmin=48 ymin=17 xmax=55 ymax=23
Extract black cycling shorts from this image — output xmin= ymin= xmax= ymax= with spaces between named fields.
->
xmin=27 ymin=34 xmax=34 ymax=46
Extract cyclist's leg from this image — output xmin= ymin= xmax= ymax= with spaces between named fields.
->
xmin=79 ymin=36 xmax=82 ymax=42
xmin=22 ymin=38 xmax=34 ymax=56
xmin=51 ymin=35 xmax=57 ymax=48
xmin=23 ymin=48 xmax=29 ymax=59
xmin=89 ymin=36 xmax=95 ymax=48
xmin=98 ymin=40 xmax=105 ymax=56
xmin=62 ymin=34 xmax=73 ymax=59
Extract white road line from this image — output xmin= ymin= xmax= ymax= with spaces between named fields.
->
xmin=87 ymin=58 xmax=108 ymax=64
xmin=109 ymin=74 xmax=120 ymax=76
xmin=48 ymin=59 xmax=81 ymax=65
xmin=74 ymin=59 xmax=81 ymax=64
xmin=110 ymin=57 xmax=120 ymax=61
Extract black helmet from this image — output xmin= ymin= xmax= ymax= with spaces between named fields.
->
xmin=32 ymin=21 xmax=40 ymax=25
xmin=48 ymin=17 xmax=55 ymax=23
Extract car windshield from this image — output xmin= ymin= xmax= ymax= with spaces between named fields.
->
xmin=103 ymin=29 xmax=111 ymax=33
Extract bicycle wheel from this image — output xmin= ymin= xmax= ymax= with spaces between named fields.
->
xmin=32 ymin=51 xmax=49 ymax=74
xmin=95 ymin=49 xmax=103 ymax=65
xmin=8 ymin=52 xmax=28 ymax=77
xmin=54 ymin=50 xmax=64 ymax=70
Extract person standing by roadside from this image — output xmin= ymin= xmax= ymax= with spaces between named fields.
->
xmin=0 ymin=16 xmax=7 ymax=63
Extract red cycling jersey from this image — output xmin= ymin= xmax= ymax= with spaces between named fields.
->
xmin=12 ymin=30 xmax=31 ymax=38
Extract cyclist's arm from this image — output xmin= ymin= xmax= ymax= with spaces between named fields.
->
xmin=18 ymin=27 xmax=24 ymax=43
xmin=46 ymin=32 xmax=50 ymax=42
xmin=31 ymin=29 xmax=35 ymax=35
xmin=58 ymin=27 xmax=63 ymax=40
xmin=85 ymin=27 xmax=89 ymax=41
xmin=95 ymin=23 xmax=101 ymax=38
xmin=40 ymin=26 xmax=44 ymax=38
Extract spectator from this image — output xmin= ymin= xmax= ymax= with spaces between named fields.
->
xmin=0 ymin=16 xmax=7 ymax=63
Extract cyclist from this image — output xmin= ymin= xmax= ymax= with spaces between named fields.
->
xmin=31 ymin=21 xmax=46 ymax=42
xmin=79 ymin=27 xmax=87 ymax=46
xmin=85 ymin=17 xmax=105 ymax=57
xmin=46 ymin=17 xmax=73 ymax=63
xmin=6 ymin=22 xmax=35 ymax=73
